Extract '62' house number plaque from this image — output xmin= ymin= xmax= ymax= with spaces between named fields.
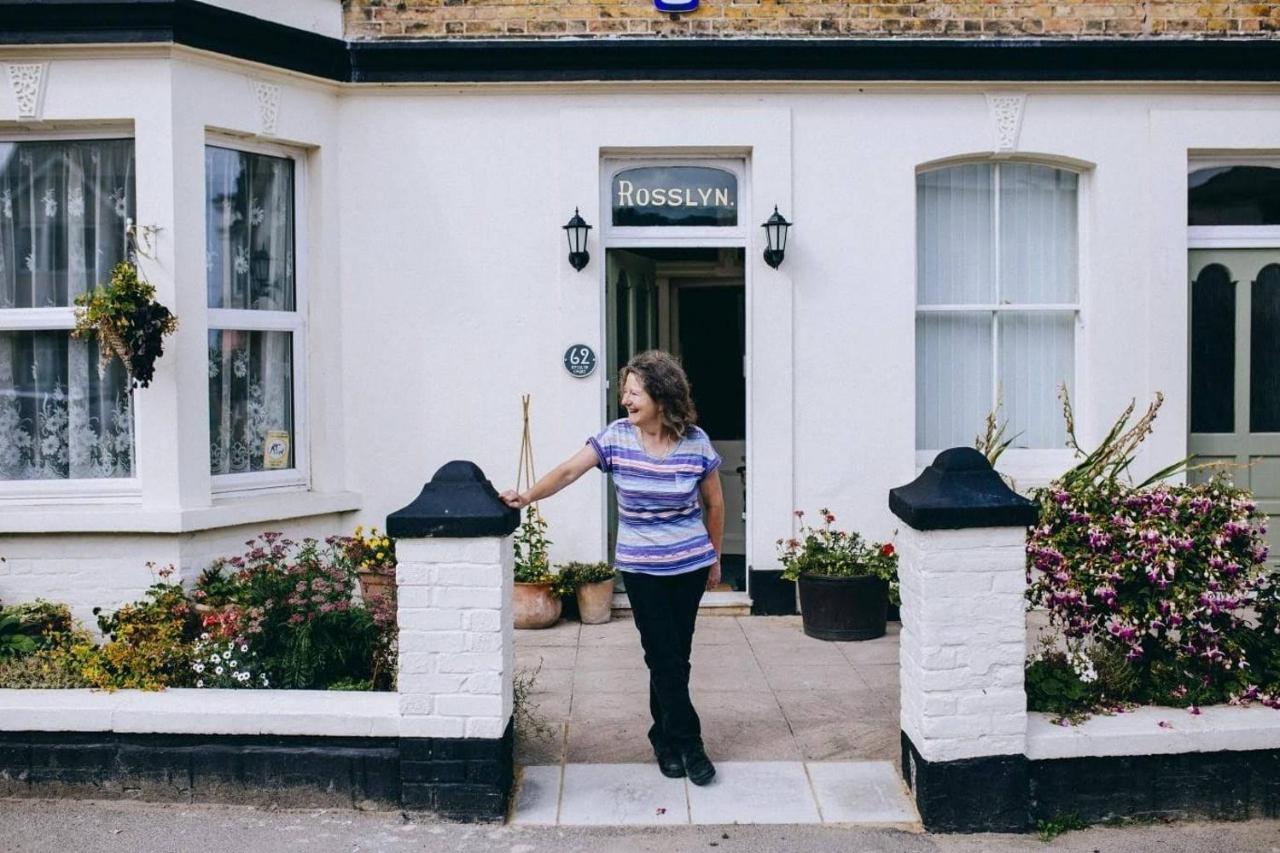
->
xmin=563 ymin=344 xmax=597 ymax=378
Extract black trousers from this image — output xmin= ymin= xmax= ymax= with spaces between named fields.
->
xmin=621 ymin=565 xmax=710 ymax=752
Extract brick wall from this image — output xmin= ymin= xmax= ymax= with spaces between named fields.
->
xmin=343 ymin=0 xmax=1280 ymax=39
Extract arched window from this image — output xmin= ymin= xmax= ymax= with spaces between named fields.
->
xmin=915 ymin=162 xmax=1080 ymax=451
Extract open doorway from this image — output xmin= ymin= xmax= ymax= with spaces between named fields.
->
xmin=605 ymin=246 xmax=748 ymax=598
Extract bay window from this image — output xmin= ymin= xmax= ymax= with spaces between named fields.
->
xmin=916 ymin=162 xmax=1080 ymax=453
xmin=205 ymin=143 xmax=304 ymax=489
xmin=0 ymin=138 xmax=135 ymax=488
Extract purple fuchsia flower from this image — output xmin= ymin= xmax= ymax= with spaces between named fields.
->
xmin=1087 ymin=527 xmax=1112 ymax=550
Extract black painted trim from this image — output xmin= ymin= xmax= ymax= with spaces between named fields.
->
xmin=901 ymin=731 xmax=1030 ymax=833
xmin=901 ymin=729 xmax=1280 ymax=833
xmin=2 ymin=1 xmax=1280 ymax=83
xmin=748 ymin=568 xmax=797 ymax=616
xmin=0 ymin=730 xmax=401 ymax=808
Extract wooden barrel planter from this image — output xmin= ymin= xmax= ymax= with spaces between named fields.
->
xmin=797 ymin=574 xmax=888 ymax=641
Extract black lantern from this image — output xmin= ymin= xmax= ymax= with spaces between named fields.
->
xmin=761 ymin=206 xmax=791 ymax=269
xmin=563 ymin=208 xmax=592 ymax=272
xmin=250 ymin=249 xmax=271 ymax=288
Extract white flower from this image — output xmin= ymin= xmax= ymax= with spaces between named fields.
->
xmin=222 ymin=650 xmax=232 ymax=660
xmin=194 ymin=663 xmax=205 ymax=674
xmin=209 ymin=654 xmax=221 ymax=664
xmin=229 ymin=660 xmax=238 ymax=668
xmin=200 ymin=633 xmax=211 ymax=641
xmin=215 ymin=666 xmax=224 ymax=675
xmin=240 ymin=645 xmax=249 ymax=653
xmin=196 ymin=680 xmax=204 ymax=688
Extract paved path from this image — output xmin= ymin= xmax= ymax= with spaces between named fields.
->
xmin=515 ymin=615 xmax=901 ymax=767
xmin=512 ymin=759 xmax=919 ymax=827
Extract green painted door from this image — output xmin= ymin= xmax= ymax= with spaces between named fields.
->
xmin=1188 ymin=249 xmax=1280 ymax=565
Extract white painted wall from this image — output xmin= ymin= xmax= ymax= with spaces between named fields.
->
xmin=2 ymin=43 xmax=1279 ymax=617
xmin=201 ymin=0 xmax=344 ymax=39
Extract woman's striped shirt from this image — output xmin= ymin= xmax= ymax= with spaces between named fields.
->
xmin=588 ymin=419 xmax=722 ymax=576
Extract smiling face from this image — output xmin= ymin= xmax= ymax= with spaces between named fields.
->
xmin=621 ymin=371 xmax=661 ymax=429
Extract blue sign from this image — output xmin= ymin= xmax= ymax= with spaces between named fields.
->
xmin=654 ymin=0 xmax=698 ymax=12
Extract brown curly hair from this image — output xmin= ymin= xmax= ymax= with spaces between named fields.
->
xmin=619 ymin=350 xmax=699 ymax=440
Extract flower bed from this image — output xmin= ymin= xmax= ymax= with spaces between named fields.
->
xmin=1024 ymin=393 xmax=1278 ymax=721
xmin=0 ymin=531 xmax=397 ymax=692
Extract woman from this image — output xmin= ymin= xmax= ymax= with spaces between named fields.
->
xmin=499 ymin=350 xmax=724 ymax=786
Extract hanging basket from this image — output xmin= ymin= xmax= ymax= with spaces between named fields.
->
xmin=72 ymin=261 xmax=178 ymax=389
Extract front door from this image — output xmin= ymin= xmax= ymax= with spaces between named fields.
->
xmin=1188 ymin=249 xmax=1280 ymax=565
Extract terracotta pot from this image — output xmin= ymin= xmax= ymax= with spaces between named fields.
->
xmin=576 ymin=579 xmax=615 ymax=625
xmin=514 ymin=582 xmax=562 ymax=629
xmin=358 ymin=568 xmax=395 ymax=606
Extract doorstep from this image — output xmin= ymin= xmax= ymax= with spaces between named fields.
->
xmin=612 ymin=590 xmax=752 ymax=617
xmin=511 ymin=760 xmax=921 ymax=827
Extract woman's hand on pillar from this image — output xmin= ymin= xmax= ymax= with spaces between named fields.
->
xmin=499 ymin=490 xmax=529 ymax=509
xmin=706 ymin=560 xmax=721 ymax=591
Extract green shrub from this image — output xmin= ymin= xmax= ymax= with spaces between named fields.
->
xmin=87 ymin=567 xmax=199 ymax=690
xmin=0 ymin=613 xmax=36 ymax=659
xmin=0 ymin=630 xmax=98 ymax=689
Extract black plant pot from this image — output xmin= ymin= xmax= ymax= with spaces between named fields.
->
xmin=886 ymin=602 xmax=901 ymax=623
xmin=797 ymin=574 xmax=888 ymax=641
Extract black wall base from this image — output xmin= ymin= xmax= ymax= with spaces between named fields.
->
xmin=901 ymin=730 xmax=1280 ymax=833
xmin=901 ymin=731 xmax=1030 ymax=833
xmin=749 ymin=569 xmax=797 ymax=616
xmin=400 ymin=718 xmax=515 ymax=821
xmin=0 ymin=719 xmax=515 ymax=822
xmin=1030 ymin=749 xmax=1280 ymax=824
xmin=0 ymin=731 xmax=401 ymax=809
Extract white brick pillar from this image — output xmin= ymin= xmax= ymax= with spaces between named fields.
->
xmin=395 ymin=536 xmax=514 ymax=740
xmin=897 ymin=525 xmax=1027 ymax=762
xmin=386 ymin=460 xmax=519 ymax=820
xmin=888 ymin=447 xmax=1038 ymax=833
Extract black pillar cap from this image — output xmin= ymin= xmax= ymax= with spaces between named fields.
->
xmin=888 ymin=447 xmax=1040 ymax=531
xmin=386 ymin=461 xmax=520 ymax=539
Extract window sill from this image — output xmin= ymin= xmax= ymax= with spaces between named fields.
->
xmin=0 ymin=490 xmax=362 ymax=535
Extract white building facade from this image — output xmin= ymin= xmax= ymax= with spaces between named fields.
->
xmin=1 ymin=0 xmax=1278 ymax=624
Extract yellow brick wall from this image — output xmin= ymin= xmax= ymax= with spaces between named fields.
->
xmin=342 ymin=0 xmax=1280 ymax=39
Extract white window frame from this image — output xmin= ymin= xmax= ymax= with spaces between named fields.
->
xmin=205 ymin=134 xmax=309 ymax=496
xmin=1188 ymin=157 xmax=1280 ymax=249
xmin=0 ymin=127 xmax=141 ymax=503
xmin=914 ymin=159 xmax=1086 ymax=481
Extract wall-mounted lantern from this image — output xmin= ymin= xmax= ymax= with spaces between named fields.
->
xmin=563 ymin=208 xmax=592 ymax=272
xmin=762 ymin=206 xmax=792 ymax=269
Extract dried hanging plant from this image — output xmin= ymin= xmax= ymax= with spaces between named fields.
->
xmin=72 ymin=261 xmax=178 ymax=389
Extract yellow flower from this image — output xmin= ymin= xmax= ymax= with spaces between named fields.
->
xmin=375 ymin=552 xmax=385 ymax=560
xmin=354 ymin=525 xmax=364 ymax=537
xmin=381 ymin=538 xmax=390 ymax=548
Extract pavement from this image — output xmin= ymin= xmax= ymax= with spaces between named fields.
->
xmin=2 ymin=797 xmax=1279 ymax=852
xmin=514 ymin=614 xmax=902 ymax=768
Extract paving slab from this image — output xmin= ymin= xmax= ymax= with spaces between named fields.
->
xmin=510 ymin=764 xmax=562 ymax=825
xmin=564 ymin=720 xmax=655 ymax=763
xmin=516 ymin=621 xmax=581 ymax=646
xmin=702 ymin=720 xmax=804 ymax=761
xmin=807 ymin=761 xmax=918 ymax=824
xmin=686 ymin=761 xmax=821 ymax=825
xmin=558 ymin=763 xmax=689 ymax=826
xmin=761 ymin=663 xmax=864 ymax=692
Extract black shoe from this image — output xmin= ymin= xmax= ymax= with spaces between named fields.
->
xmin=654 ymin=744 xmax=686 ymax=779
xmin=681 ymin=745 xmax=715 ymax=786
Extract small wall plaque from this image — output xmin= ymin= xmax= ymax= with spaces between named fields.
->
xmin=563 ymin=344 xmax=597 ymax=378
xmin=655 ymin=0 xmax=699 ymax=11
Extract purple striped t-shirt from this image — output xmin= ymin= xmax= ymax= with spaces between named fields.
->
xmin=587 ymin=419 xmax=722 ymax=576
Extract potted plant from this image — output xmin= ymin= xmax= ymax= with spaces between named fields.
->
xmin=344 ymin=525 xmax=397 ymax=607
xmin=72 ymin=261 xmax=178 ymax=388
xmin=513 ymin=506 xmax=560 ymax=629
xmin=559 ymin=561 xmax=616 ymax=625
xmin=778 ymin=509 xmax=899 ymax=641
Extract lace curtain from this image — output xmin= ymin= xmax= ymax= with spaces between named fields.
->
xmin=206 ymin=146 xmax=296 ymax=475
xmin=0 ymin=140 xmax=135 ymax=480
